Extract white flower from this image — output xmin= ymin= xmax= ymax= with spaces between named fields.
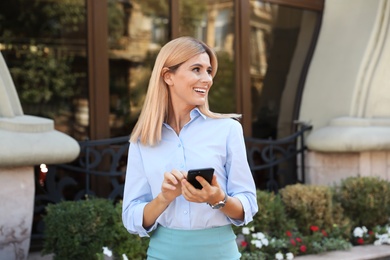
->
xmin=251 ymin=239 xmax=263 ymax=248
xmin=286 ymin=252 xmax=294 ymax=260
xmin=275 ymin=252 xmax=284 ymax=260
xmin=250 ymin=226 xmax=255 ymax=232
xmin=375 ymin=234 xmax=390 ymax=245
xmin=242 ymin=227 xmax=250 ymax=235
xmin=353 ymin=227 xmax=364 ymax=237
xmin=102 ymin=247 xmax=113 ymax=257
xmin=362 ymin=226 xmax=368 ymax=233
xmin=256 ymin=232 xmax=265 ymax=239
xmin=255 ymin=240 xmax=263 ymax=248
xmin=122 ymin=254 xmax=129 ymax=260
xmin=260 ymin=237 xmax=269 ymax=246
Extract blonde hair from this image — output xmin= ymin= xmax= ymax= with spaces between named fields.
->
xmin=130 ymin=36 xmax=241 ymax=146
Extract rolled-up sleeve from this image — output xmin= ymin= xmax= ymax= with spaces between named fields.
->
xmin=122 ymin=141 xmax=155 ymax=237
xmin=225 ymin=121 xmax=258 ymax=226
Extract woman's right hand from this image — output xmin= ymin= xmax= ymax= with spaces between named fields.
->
xmin=143 ymin=169 xmax=185 ymax=229
xmin=160 ymin=169 xmax=185 ymax=203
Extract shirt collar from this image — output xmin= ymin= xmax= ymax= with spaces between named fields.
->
xmin=163 ymin=107 xmax=206 ymax=128
xmin=190 ymin=107 xmax=207 ymax=120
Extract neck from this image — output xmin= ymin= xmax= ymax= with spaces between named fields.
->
xmin=167 ymin=103 xmax=193 ymax=135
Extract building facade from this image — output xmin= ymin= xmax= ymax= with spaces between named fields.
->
xmin=1 ymin=0 xmax=389 ymax=186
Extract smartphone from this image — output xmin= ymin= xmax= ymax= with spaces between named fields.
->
xmin=187 ymin=167 xmax=214 ymax=189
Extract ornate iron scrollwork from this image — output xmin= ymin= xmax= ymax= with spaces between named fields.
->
xmin=32 ymin=124 xmax=312 ymax=241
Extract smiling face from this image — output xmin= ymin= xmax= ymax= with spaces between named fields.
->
xmin=164 ymin=52 xmax=213 ymax=112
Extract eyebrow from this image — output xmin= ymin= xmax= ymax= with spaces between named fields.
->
xmin=190 ymin=63 xmax=212 ymax=70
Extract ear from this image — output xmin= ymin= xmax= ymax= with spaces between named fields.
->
xmin=162 ymin=67 xmax=173 ymax=86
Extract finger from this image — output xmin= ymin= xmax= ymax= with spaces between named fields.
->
xmin=182 ymin=184 xmax=198 ymax=201
xmin=195 ymin=176 xmax=210 ymax=189
xmin=210 ymin=174 xmax=219 ymax=186
xmin=181 ymin=178 xmax=192 ymax=192
xmin=163 ymin=171 xmax=178 ymax=185
xmin=182 ymin=178 xmax=198 ymax=193
xmin=171 ymin=169 xmax=185 ymax=181
xmin=162 ymin=182 xmax=177 ymax=191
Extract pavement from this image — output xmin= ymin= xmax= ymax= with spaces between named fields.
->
xmin=28 ymin=245 xmax=390 ymax=259
xmin=27 ymin=252 xmax=111 ymax=260
xmin=295 ymin=245 xmax=390 ymax=260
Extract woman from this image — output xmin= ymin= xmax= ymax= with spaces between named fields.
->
xmin=122 ymin=36 xmax=258 ymax=259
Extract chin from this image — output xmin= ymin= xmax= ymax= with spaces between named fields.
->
xmin=194 ymin=101 xmax=206 ymax=107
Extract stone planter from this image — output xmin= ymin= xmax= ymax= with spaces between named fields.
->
xmin=0 ymin=52 xmax=80 ymax=260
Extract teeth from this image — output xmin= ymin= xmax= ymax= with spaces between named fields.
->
xmin=194 ymin=88 xmax=206 ymax=93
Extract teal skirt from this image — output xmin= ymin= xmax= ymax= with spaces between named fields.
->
xmin=147 ymin=225 xmax=241 ymax=260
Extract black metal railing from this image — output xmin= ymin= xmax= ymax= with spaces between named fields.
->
xmin=245 ymin=123 xmax=312 ymax=192
xmin=32 ymin=135 xmax=130 ymax=241
xmin=31 ymin=123 xmax=312 ymax=241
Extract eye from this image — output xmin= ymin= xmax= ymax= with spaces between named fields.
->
xmin=207 ymin=69 xmax=213 ymax=75
xmin=192 ymin=67 xmax=200 ymax=72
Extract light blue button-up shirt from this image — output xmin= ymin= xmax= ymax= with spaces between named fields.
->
xmin=122 ymin=108 xmax=258 ymax=237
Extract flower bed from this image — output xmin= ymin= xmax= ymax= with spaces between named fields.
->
xmin=41 ymin=176 xmax=390 ymax=259
xmin=234 ymin=176 xmax=390 ymax=259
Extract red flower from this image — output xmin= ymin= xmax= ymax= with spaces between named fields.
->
xmin=300 ymin=245 xmax=307 ymax=253
xmin=321 ymin=230 xmax=328 ymax=237
xmin=241 ymin=241 xmax=248 ymax=247
xmin=290 ymin=238 xmax=296 ymax=246
xmin=286 ymin=230 xmax=292 ymax=237
xmin=296 ymin=237 xmax=302 ymax=243
xmin=310 ymin=226 xmax=319 ymax=232
xmin=357 ymin=238 xmax=364 ymax=245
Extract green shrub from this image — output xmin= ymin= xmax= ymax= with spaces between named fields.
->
xmin=42 ymin=197 xmax=149 ymax=260
xmin=333 ymin=176 xmax=390 ymax=228
xmin=110 ymin=202 xmax=149 ymax=259
xmin=41 ymin=177 xmax=390 ymax=259
xmin=252 ymin=190 xmax=295 ymax=237
xmin=236 ymin=187 xmax=352 ymax=259
xmin=279 ymin=184 xmax=348 ymax=235
xmin=42 ymin=198 xmax=116 ymax=260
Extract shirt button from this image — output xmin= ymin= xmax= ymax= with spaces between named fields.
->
xmin=183 ymin=210 xmax=188 ymax=214
xmin=178 ymin=143 xmax=182 ymax=148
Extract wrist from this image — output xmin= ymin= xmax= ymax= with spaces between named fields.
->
xmin=208 ymin=190 xmax=228 ymax=209
xmin=157 ymin=193 xmax=173 ymax=206
xmin=212 ymin=190 xmax=226 ymax=205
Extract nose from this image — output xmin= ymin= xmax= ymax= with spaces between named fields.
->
xmin=200 ymin=71 xmax=212 ymax=84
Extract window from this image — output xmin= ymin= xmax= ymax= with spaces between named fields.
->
xmin=249 ymin=1 xmax=322 ymax=138
xmin=0 ymin=0 xmax=89 ymax=140
xmin=179 ymin=0 xmax=236 ymax=114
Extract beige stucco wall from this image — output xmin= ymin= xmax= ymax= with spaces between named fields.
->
xmin=299 ymin=0 xmax=390 ymax=185
xmin=299 ymin=0 xmax=381 ymax=129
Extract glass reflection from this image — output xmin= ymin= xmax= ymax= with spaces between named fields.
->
xmin=108 ymin=0 xmax=170 ymax=137
xmin=249 ymin=1 xmax=319 ymax=139
xmin=0 ymin=0 xmax=88 ymax=140
xmin=179 ymin=0 xmax=236 ymax=114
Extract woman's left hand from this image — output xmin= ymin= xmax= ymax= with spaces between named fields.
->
xmin=181 ymin=174 xmax=225 ymax=205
